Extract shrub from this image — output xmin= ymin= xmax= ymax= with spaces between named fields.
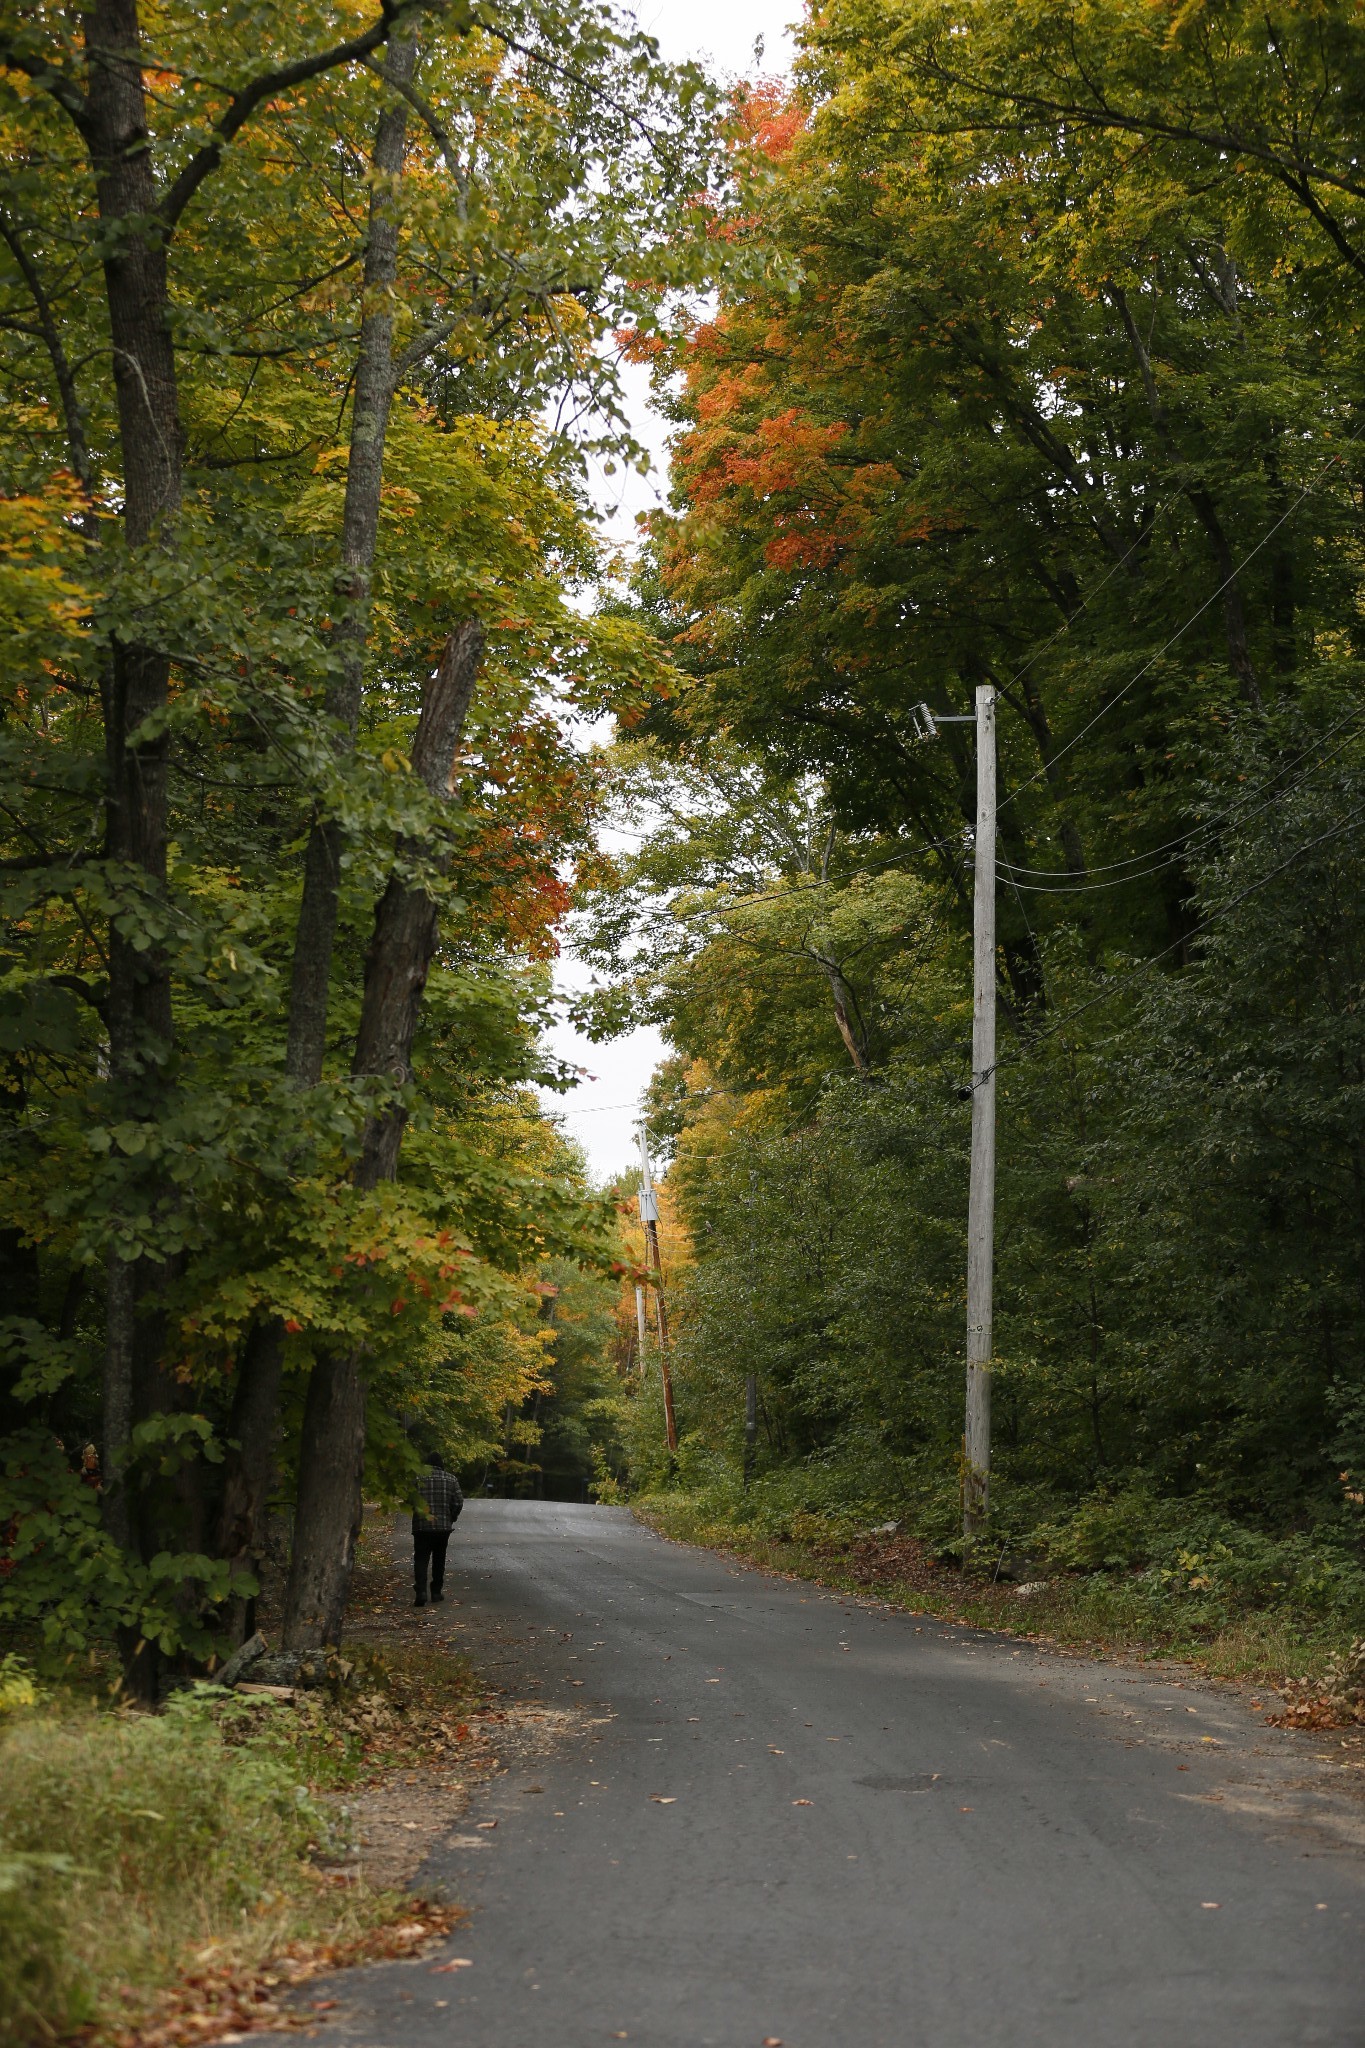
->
xmin=0 ymin=1681 xmax=336 ymax=2045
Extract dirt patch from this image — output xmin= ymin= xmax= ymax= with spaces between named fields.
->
xmin=320 ymin=1699 xmax=591 ymax=1894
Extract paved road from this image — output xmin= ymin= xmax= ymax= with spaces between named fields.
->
xmin=312 ymin=1502 xmax=1365 ymax=2047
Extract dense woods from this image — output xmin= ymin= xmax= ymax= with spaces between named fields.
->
xmin=6 ymin=0 xmax=1365 ymax=1692
xmin=0 ymin=0 xmax=713 ymax=1685
xmin=585 ymin=0 xmax=1365 ymax=1618
xmin=11 ymin=6 xmax=1365 ymax=2040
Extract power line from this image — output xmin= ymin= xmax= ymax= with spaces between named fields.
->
xmin=990 ymin=791 xmax=1365 ymax=1080
xmin=996 ymin=703 xmax=1364 ymax=878
xmin=995 ymin=711 xmax=1365 ymax=895
xmin=997 ymin=424 xmax=1365 ymax=815
xmin=547 ymin=1097 xmax=643 ymax=1115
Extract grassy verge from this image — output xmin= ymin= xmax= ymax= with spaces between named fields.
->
xmin=636 ymin=1493 xmax=1363 ymax=1696
xmin=0 ymin=1520 xmax=481 ymax=2047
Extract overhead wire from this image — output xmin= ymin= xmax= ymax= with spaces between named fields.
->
xmin=986 ymin=791 xmax=1365 ymax=1087
xmin=996 ymin=422 xmax=1365 ymax=815
xmin=996 ymin=709 xmax=1365 ymax=895
xmin=996 ymin=701 xmax=1365 ymax=880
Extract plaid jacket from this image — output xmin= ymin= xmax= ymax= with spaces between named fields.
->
xmin=413 ymin=1465 xmax=464 ymax=1533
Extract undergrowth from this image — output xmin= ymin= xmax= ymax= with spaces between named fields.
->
xmin=635 ymin=1460 xmax=1365 ymax=1692
xmin=0 ymin=1639 xmax=473 ymax=2048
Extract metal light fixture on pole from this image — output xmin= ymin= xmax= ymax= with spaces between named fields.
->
xmin=638 ymin=1128 xmax=678 ymax=1453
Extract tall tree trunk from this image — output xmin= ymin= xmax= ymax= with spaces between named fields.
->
xmin=286 ymin=24 xmax=417 ymax=1089
xmin=282 ymin=621 xmax=484 ymax=1650
xmin=218 ymin=33 xmax=419 ymax=1639
xmin=85 ymin=5 xmax=183 ymax=1665
xmin=214 ymin=1319 xmax=286 ymax=1641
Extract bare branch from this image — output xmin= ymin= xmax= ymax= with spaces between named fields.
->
xmin=0 ymin=210 xmax=96 ymax=494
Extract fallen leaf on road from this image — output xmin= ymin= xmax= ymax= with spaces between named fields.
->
xmin=1201 ymin=1903 xmax=1220 ymax=1910
xmin=959 ymin=1807 xmax=973 ymax=1813
xmin=651 ymin=1795 xmax=677 ymax=1804
xmin=767 ymin=1747 xmax=784 ymax=1754
xmin=476 ymin=1819 xmax=497 ymax=1829
xmin=430 ymin=1960 xmax=474 ymax=1972
xmin=792 ymin=1799 xmax=813 ymax=1806
xmin=764 ymin=2036 xmax=784 ymax=2044
xmin=705 ymin=1678 xmax=720 ymax=1684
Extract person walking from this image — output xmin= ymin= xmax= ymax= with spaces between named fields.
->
xmin=412 ymin=1451 xmax=463 ymax=1606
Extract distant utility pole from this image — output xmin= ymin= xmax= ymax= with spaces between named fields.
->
xmin=638 ymin=1128 xmax=679 ymax=1453
xmin=917 ymin=689 xmax=997 ymax=1541
xmin=634 ymin=1284 xmax=648 ymax=1373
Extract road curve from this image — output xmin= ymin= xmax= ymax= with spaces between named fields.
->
xmin=304 ymin=1501 xmax=1365 ymax=2048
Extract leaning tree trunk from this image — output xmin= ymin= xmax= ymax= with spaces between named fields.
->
xmin=286 ymin=23 xmax=417 ymax=1089
xmin=281 ymin=621 xmax=485 ymax=1650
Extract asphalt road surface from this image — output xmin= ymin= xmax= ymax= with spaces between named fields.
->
xmin=304 ymin=1501 xmax=1365 ymax=2048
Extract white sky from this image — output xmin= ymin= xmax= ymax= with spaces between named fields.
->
xmin=537 ymin=0 xmax=800 ymax=1183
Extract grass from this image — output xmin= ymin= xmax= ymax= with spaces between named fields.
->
xmin=0 ymin=1606 xmax=480 ymax=2045
xmin=0 ymin=1681 xmax=386 ymax=2044
xmin=636 ymin=1493 xmax=1364 ymax=1693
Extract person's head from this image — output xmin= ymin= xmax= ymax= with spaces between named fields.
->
xmin=426 ymin=1448 xmax=446 ymax=1470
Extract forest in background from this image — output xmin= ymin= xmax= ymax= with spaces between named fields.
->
xmin=583 ymin=0 xmax=1365 ymax=1642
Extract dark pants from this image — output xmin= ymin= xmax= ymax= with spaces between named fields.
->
xmin=414 ymin=1529 xmax=451 ymax=1600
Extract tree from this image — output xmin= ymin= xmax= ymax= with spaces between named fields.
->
xmin=0 ymin=0 xmax=720 ymax=1675
xmin=581 ymin=3 xmax=1365 ymax=1582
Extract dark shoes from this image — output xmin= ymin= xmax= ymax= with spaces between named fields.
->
xmin=414 ymin=1594 xmax=427 ymax=1607
xmin=432 ymin=1591 xmax=445 ymax=1603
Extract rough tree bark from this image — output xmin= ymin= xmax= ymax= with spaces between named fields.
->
xmin=220 ymin=30 xmax=419 ymax=1637
xmin=83 ymin=7 xmax=184 ymax=1675
xmin=286 ymin=23 xmax=418 ymax=1090
xmin=282 ymin=620 xmax=485 ymax=1650
xmin=214 ymin=1319 xmax=285 ymax=1639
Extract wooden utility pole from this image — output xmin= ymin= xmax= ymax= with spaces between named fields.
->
xmin=634 ymin=1284 xmax=648 ymax=1372
xmin=638 ymin=1130 xmax=678 ymax=1453
xmin=964 ymin=684 xmax=997 ymax=1539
